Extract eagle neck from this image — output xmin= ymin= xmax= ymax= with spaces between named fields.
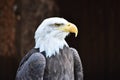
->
xmin=35 ymin=37 xmax=68 ymax=57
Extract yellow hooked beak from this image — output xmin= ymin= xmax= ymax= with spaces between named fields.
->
xmin=58 ymin=22 xmax=78 ymax=37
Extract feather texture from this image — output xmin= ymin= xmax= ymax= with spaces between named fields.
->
xmin=16 ymin=46 xmax=83 ymax=80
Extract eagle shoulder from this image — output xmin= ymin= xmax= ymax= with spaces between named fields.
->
xmin=70 ymin=48 xmax=83 ymax=80
xmin=16 ymin=49 xmax=46 ymax=80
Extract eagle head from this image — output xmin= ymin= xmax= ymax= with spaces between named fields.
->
xmin=34 ymin=17 xmax=78 ymax=57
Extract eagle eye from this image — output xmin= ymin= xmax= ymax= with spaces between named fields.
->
xmin=54 ymin=23 xmax=64 ymax=26
xmin=49 ymin=23 xmax=64 ymax=27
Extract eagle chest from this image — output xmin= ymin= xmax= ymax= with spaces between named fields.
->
xmin=43 ymin=48 xmax=74 ymax=79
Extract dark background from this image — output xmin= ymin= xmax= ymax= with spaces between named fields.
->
xmin=0 ymin=0 xmax=120 ymax=80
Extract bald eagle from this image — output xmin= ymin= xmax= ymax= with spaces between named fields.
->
xmin=16 ymin=17 xmax=83 ymax=80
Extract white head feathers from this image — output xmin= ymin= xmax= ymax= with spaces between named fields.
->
xmin=34 ymin=17 xmax=77 ymax=57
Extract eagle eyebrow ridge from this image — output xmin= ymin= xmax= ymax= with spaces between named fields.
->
xmin=49 ymin=23 xmax=64 ymax=27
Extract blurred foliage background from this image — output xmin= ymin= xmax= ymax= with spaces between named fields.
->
xmin=0 ymin=0 xmax=120 ymax=80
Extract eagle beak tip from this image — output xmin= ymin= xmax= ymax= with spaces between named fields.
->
xmin=75 ymin=34 xmax=78 ymax=37
xmin=75 ymin=31 xmax=78 ymax=37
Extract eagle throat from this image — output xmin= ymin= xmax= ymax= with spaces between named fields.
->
xmin=35 ymin=37 xmax=68 ymax=57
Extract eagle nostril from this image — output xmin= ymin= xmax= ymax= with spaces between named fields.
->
xmin=68 ymin=24 xmax=70 ymax=26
